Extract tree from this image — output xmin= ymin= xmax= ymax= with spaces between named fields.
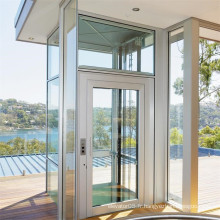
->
xmin=170 ymin=128 xmax=183 ymax=145
xmin=0 ymin=142 xmax=13 ymax=155
xmin=93 ymin=109 xmax=111 ymax=149
xmin=199 ymin=125 xmax=214 ymax=135
xmin=125 ymin=137 xmax=136 ymax=148
xmin=125 ymin=104 xmax=137 ymax=139
xmin=173 ymin=39 xmax=220 ymax=104
xmin=199 ymin=126 xmax=220 ymax=149
xmin=7 ymin=137 xmax=25 ymax=154
xmin=0 ymin=137 xmax=55 ymax=156
xmin=172 ymin=40 xmax=220 ymax=149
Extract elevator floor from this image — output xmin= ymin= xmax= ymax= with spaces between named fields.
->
xmin=93 ymin=183 xmax=136 ymax=207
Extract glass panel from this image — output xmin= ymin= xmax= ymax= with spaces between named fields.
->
xmin=198 ymin=34 xmax=220 ymax=211
xmin=120 ymin=90 xmax=138 ymax=200
xmin=79 ymin=50 xmax=112 ymax=68
xmin=47 ymin=78 xmax=59 ymax=163
xmin=48 ymin=28 xmax=59 ymax=79
xmin=92 ymin=88 xmax=138 ymax=207
xmin=48 ymin=159 xmax=58 ymax=205
xmin=78 ymin=16 xmax=154 ymax=75
xmin=63 ymin=0 xmax=77 ymax=219
xmin=168 ymin=28 xmax=184 ymax=205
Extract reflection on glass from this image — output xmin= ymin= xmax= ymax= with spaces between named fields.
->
xmin=198 ymin=37 xmax=220 ymax=211
xmin=48 ymin=160 xmax=58 ymax=205
xmin=79 ymin=50 xmax=112 ymax=68
xmin=92 ymin=88 xmax=138 ymax=206
xmin=48 ymin=78 xmax=59 ymax=163
xmin=168 ymin=28 xmax=184 ymax=205
xmin=78 ymin=16 xmax=154 ymax=75
xmin=48 ymin=28 xmax=59 ymax=79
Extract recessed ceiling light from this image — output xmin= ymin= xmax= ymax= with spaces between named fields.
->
xmin=28 ymin=37 xmax=34 ymax=40
xmin=132 ymin=8 xmax=140 ymax=12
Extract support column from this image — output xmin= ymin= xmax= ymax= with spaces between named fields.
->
xmin=112 ymin=48 xmax=118 ymax=69
xmin=154 ymin=29 xmax=168 ymax=204
xmin=182 ymin=18 xmax=199 ymax=213
xmin=135 ymin=37 xmax=142 ymax=72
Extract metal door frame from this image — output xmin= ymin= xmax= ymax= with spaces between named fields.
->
xmin=78 ymin=70 xmax=154 ymax=218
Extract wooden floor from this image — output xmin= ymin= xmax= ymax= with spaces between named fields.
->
xmin=0 ymin=173 xmax=220 ymax=220
xmin=169 ymin=156 xmax=220 ymax=210
xmin=0 ymin=174 xmax=57 ymax=220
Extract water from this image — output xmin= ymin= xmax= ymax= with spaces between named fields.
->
xmin=0 ymin=128 xmax=59 ymax=152
xmin=0 ymin=129 xmax=48 ymax=143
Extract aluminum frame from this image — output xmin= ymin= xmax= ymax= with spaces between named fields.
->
xmin=59 ymin=0 xmax=79 ymax=219
xmin=46 ymin=27 xmax=60 ymax=198
xmin=78 ymin=70 xmax=154 ymax=218
xmin=166 ymin=18 xmax=220 ymax=213
xmin=77 ymin=12 xmax=157 ymax=77
xmin=47 ymin=2 xmax=220 ymax=218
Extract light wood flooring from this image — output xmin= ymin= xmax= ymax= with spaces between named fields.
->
xmin=0 ymin=173 xmax=57 ymax=220
xmin=0 ymin=173 xmax=220 ymax=220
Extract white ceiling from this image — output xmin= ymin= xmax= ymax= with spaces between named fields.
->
xmin=79 ymin=0 xmax=220 ymax=28
xmin=17 ymin=0 xmax=220 ymax=44
xmin=200 ymin=27 xmax=220 ymax=42
xmin=18 ymin=0 xmax=61 ymax=44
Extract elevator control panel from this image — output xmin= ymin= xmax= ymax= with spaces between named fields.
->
xmin=80 ymin=138 xmax=86 ymax=155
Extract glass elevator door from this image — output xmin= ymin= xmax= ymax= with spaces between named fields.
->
xmin=92 ymin=88 xmax=139 ymax=207
xmin=78 ymin=71 xmax=154 ymax=218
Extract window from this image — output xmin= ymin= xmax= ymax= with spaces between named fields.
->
xmin=168 ymin=27 xmax=184 ymax=206
xmin=46 ymin=28 xmax=59 ymax=209
xmin=62 ymin=1 xmax=77 ymax=219
xmin=48 ymin=29 xmax=59 ymax=79
xmin=198 ymin=28 xmax=220 ymax=211
xmin=47 ymin=78 xmax=59 ymax=163
xmin=78 ymin=16 xmax=155 ymax=75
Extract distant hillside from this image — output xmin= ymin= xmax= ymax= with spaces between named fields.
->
xmin=1 ymin=98 xmax=218 ymax=131
xmin=0 ymin=99 xmax=46 ymax=130
xmin=170 ymin=103 xmax=220 ymax=130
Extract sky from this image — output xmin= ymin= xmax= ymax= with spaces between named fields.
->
xmin=0 ymin=1 xmax=182 ymax=107
xmin=0 ymin=1 xmax=218 ymax=106
xmin=0 ymin=0 xmax=46 ymax=104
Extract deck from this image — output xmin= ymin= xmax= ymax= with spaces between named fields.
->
xmin=0 ymin=155 xmax=219 ymax=219
xmin=0 ymin=173 xmax=57 ymax=220
xmin=169 ymin=155 xmax=220 ymax=211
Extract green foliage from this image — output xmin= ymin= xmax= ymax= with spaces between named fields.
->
xmin=170 ymin=125 xmax=220 ymax=149
xmin=0 ymin=99 xmax=48 ymax=130
xmin=173 ymin=77 xmax=184 ymax=96
xmin=173 ymin=39 xmax=220 ymax=104
xmin=0 ymin=142 xmax=13 ymax=155
xmin=0 ymin=137 xmax=56 ymax=156
xmin=66 ymin=131 xmax=75 ymax=153
xmin=124 ymin=104 xmax=137 ymax=139
xmin=199 ymin=126 xmax=220 ymax=149
xmin=92 ymin=104 xmax=138 ymax=150
xmin=199 ymin=39 xmax=220 ymax=104
xmin=170 ymin=128 xmax=183 ymax=145
xmin=169 ymin=104 xmax=183 ymax=129
xmin=48 ymin=110 xmax=58 ymax=128
xmin=199 ymin=125 xmax=214 ymax=135
xmin=93 ymin=109 xmax=111 ymax=149
xmin=125 ymin=137 xmax=136 ymax=148
xmin=170 ymin=103 xmax=220 ymax=130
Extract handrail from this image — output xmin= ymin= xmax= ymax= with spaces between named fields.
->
xmin=119 ymin=213 xmax=220 ymax=220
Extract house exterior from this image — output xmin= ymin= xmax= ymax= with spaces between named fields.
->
xmin=14 ymin=0 xmax=220 ymax=219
